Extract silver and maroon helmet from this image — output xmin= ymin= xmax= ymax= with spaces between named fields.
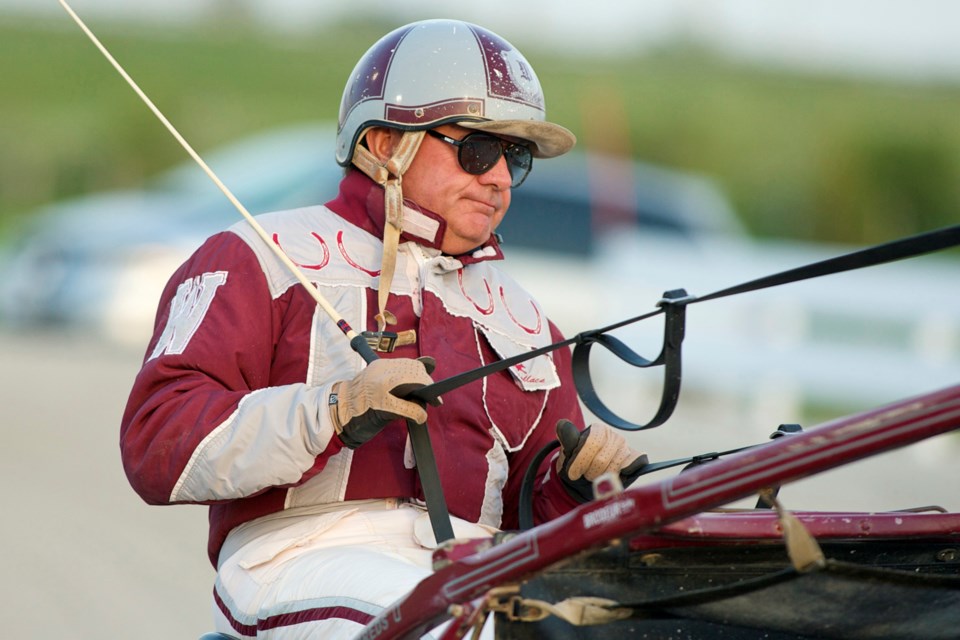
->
xmin=336 ymin=19 xmax=576 ymax=167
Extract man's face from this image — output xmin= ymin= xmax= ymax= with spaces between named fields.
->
xmin=401 ymin=125 xmax=513 ymax=255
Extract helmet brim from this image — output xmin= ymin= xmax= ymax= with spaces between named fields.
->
xmin=458 ymin=119 xmax=576 ymax=159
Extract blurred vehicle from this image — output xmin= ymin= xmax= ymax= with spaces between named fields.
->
xmin=0 ymin=121 xmax=742 ymax=344
xmin=0 ymin=124 xmax=341 ymax=343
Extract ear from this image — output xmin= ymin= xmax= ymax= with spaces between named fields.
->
xmin=364 ymin=127 xmax=403 ymax=162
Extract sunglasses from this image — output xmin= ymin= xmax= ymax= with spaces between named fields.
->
xmin=426 ymin=130 xmax=533 ymax=188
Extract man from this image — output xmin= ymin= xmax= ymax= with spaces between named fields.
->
xmin=121 ymin=19 xmax=647 ymax=639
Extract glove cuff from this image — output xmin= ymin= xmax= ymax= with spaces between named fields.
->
xmin=329 ymin=381 xmax=346 ymax=437
xmin=560 ymin=474 xmax=595 ymax=503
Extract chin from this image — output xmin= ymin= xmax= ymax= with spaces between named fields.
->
xmin=443 ymin=234 xmax=490 ymax=255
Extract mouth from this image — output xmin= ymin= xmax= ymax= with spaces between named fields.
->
xmin=468 ymin=197 xmax=499 ymax=215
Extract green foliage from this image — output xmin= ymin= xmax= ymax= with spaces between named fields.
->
xmin=535 ymin=49 xmax=960 ymax=244
xmin=0 ymin=16 xmax=384 ymax=234
xmin=3 ymin=16 xmax=960 ymax=245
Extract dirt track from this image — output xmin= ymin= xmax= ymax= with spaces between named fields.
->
xmin=1 ymin=330 xmax=212 ymax=639
xmin=2 ymin=328 xmax=957 ymax=639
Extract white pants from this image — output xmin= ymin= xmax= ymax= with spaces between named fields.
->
xmin=213 ymin=501 xmax=495 ymax=639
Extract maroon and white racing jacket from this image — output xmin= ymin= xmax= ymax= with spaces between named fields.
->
xmin=121 ymin=170 xmax=584 ymax=566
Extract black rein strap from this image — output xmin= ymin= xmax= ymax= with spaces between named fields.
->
xmin=411 ymin=224 xmax=960 ymax=427
xmin=695 ymin=223 xmax=960 ymax=305
xmin=572 ymin=289 xmax=692 ymax=430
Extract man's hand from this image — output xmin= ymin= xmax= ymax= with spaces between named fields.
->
xmin=330 ymin=357 xmax=440 ymax=449
xmin=555 ymin=419 xmax=649 ymax=502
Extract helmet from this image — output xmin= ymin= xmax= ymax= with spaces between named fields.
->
xmin=336 ymin=19 xmax=575 ymax=166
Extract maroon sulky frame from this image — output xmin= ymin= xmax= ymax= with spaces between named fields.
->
xmin=354 ymin=384 xmax=960 ymax=640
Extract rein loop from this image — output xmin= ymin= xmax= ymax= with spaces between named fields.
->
xmin=572 ymin=289 xmax=693 ymax=430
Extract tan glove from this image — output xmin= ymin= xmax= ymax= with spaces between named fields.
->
xmin=556 ymin=419 xmax=649 ymax=502
xmin=330 ymin=357 xmax=439 ymax=449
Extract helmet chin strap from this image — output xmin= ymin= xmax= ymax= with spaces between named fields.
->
xmin=352 ymin=130 xmax=426 ymax=333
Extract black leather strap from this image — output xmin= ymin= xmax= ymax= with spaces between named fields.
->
xmin=406 ymin=419 xmax=455 ymax=543
xmin=518 ymin=440 xmax=561 ymax=531
xmin=413 ymin=224 xmax=960 ymax=418
xmin=696 ymin=224 xmax=960 ymax=304
xmin=350 ymin=335 xmax=455 ymax=543
xmin=572 ymin=289 xmax=691 ymax=431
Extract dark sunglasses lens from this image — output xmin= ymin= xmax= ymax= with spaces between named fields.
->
xmin=504 ymin=144 xmax=532 ymax=188
xmin=454 ymin=133 xmax=532 ymax=188
xmin=458 ymin=135 xmax=503 ymax=175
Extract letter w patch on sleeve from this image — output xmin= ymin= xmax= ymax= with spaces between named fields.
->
xmin=148 ymin=271 xmax=228 ymax=360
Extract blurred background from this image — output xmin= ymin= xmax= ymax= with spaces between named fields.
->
xmin=1 ymin=1 xmax=959 ymax=637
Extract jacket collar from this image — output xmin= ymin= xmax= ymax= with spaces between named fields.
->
xmin=325 ymin=170 xmax=505 ymax=265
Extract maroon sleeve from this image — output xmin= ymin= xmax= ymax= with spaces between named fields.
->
xmin=120 ymin=231 xmax=283 ymax=505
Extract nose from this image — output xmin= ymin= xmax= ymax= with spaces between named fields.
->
xmin=479 ymin=155 xmax=513 ymax=190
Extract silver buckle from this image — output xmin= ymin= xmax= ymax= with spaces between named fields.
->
xmin=362 ymin=331 xmax=399 ymax=353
